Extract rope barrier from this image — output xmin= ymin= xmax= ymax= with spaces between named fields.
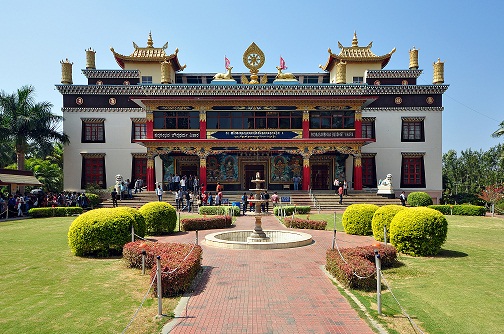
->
xmin=121 ymin=275 xmax=157 ymax=334
xmin=121 ymin=241 xmax=198 ymax=333
xmin=380 ymin=272 xmax=425 ymax=334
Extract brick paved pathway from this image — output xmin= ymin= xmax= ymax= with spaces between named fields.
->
xmin=158 ymin=214 xmax=377 ymax=334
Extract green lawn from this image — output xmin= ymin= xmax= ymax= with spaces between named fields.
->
xmin=0 ymin=217 xmax=178 ymax=334
xmin=301 ymin=213 xmax=504 ymax=334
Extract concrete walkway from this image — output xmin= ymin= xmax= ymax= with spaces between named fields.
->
xmin=157 ymin=214 xmax=377 ymax=334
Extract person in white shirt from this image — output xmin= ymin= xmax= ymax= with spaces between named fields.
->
xmin=156 ymin=185 xmax=164 ymax=201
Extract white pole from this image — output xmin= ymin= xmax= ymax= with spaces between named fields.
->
xmin=141 ymin=250 xmax=146 ymax=275
xmin=156 ymin=256 xmax=162 ymax=316
xmin=374 ymin=250 xmax=382 ymax=315
xmin=131 ymin=224 xmax=135 ymax=242
xmin=383 ymin=225 xmax=387 ymax=245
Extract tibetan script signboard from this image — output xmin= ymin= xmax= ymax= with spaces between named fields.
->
xmin=154 ymin=131 xmax=200 ymax=139
xmin=209 ymin=131 xmax=301 ymax=140
xmin=310 ymin=131 xmax=354 ymax=138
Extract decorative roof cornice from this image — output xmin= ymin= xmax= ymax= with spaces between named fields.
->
xmin=365 ymin=70 xmax=423 ymax=79
xmin=56 ymin=83 xmax=448 ymax=97
xmin=364 ymin=84 xmax=449 ymax=95
xmin=62 ymin=107 xmax=143 ymax=113
xmin=57 ymin=84 xmax=369 ymax=96
xmin=364 ymin=107 xmax=444 ymax=112
xmin=82 ymin=69 xmax=140 ymax=79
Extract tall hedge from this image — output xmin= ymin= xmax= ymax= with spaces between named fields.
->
xmin=342 ymin=204 xmax=379 ymax=235
xmin=68 ymin=207 xmax=145 ymax=257
xmin=138 ymin=202 xmax=177 ymax=235
xmin=390 ymin=207 xmax=448 ymax=256
xmin=371 ymin=205 xmax=407 ymax=241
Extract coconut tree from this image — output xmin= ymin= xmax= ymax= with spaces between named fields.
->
xmin=0 ymin=85 xmax=69 ymax=171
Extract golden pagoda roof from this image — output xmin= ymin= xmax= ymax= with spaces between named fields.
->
xmin=320 ymin=32 xmax=396 ymax=71
xmin=110 ymin=32 xmax=186 ymax=71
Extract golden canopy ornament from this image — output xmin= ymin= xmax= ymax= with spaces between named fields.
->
xmin=243 ymin=42 xmax=265 ymax=84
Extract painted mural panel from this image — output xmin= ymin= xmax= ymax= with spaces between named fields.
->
xmin=206 ymin=154 xmax=238 ymax=182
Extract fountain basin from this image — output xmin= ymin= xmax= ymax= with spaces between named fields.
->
xmin=204 ymin=230 xmax=313 ymax=249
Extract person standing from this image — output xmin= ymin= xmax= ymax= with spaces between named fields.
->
xmin=334 ymin=178 xmax=340 ymax=194
xmin=263 ymin=190 xmax=270 ymax=212
xmin=343 ymin=180 xmax=348 ymax=196
xmin=156 ymin=184 xmax=164 ymax=201
xmin=338 ymin=185 xmax=343 ymax=205
xmin=293 ymin=175 xmax=301 ymax=191
xmin=399 ymin=191 xmax=407 ymax=206
xmin=111 ymin=188 xmax=118 ymax=207
xmin=271 ymin=191 xmax=279 ymax=208
xmin=241 ymin=192 xmax=248 ymax=215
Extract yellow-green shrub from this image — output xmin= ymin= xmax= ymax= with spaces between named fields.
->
xmin=342 ymin=204 xmax=379 ymax=235
xmin=138 ymin=202 xmax=177 ymax=235
xmin=390 ymin=207 xmax=448 ymax=256
xmin=371 ymin=205 xmax=407 ymax=241
xmin=68 ymin=207 xmax=145 ymax=257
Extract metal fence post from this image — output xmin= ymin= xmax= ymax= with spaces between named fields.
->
xmin=156 ymin=256 xmax=162 ymax=316
xmin=383 ymin=225 xmax=387 ymax=245
xmin=131 ymin=224 xmax=135 ymax=242
xmin=195 ymin=230 xmax=199 ymax=246
xmin=374 ymin=249 xmax=382 ymax=315
xmin=141 ymin=250 xmax=146 ymax=275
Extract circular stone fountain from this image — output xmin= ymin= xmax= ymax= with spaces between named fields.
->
xmin=205 ymin=172 xmax=312 ymax=249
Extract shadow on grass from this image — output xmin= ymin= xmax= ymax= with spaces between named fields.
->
xmin=435 ymin=249 xmax=468 ymax=258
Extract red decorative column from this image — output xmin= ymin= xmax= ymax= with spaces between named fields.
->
xmin=146 ymin=154 xmax=155 ymax=191
xmin=199 ymin=156 xmax=207 ymax=191
xmin=354 ymin=108 xmax=362 ymax=138
xmin=353 ymin=155 xmax=363 ymax=190
xmin=302 ymin=156 xmax=310 ymax=190
xmin=302 ymin=109 xmax=310 ymax=139
xmin=199 ymin=108 xmax=207 ymax=139
xmin=146 ymin=111 xmax=154 ymax=139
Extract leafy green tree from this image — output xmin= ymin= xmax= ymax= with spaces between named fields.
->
xmin=0 ymin=85 xmax=69 ymax=171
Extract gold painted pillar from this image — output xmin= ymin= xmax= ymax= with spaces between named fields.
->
xmin=146 ymin=149 xmax=156 ymax=191
xmin=199 ymin=108 xmax=207 ymax=139
xmin=355 ymin=108 xmax=362 ymax=138
xmin=199 ymin=156 xmax=207 ymax=191
xmin=302 ymin=155 xmax=311 ymax=191
xmin=302 ymin=109 xmax=310 ymax=139
xmin=146 ymin=111 xmax=154 ymax=139
xmin=353 ymin=154 xmax=363 ymax=190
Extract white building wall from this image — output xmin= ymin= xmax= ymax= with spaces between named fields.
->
xmin=362 ymin=109 xmax=443 ymax=202
xmin=63 ymin=110 xmax=146 ymax=191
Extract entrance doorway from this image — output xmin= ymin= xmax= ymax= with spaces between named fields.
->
xmin=180 ymin=165 xmax=198 ymax=178
xmin=311 ymin=164 xmax=330 ymax=190
xmin=244 ymin=164 xmax=265 ymax=190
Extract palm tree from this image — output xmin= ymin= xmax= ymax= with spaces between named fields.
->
xmin=0 ymin=85 xmax=69 ymax=171
xmin=491 ymin=121 xmax=504 ymax=138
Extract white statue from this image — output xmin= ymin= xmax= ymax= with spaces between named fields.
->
xmin=255 ymin=172 xmax=261 ymax=180
xmin=115 ymin=174 xmax=123 ymax=193
xmin=377 ymin=173 xmax=394 ymax=198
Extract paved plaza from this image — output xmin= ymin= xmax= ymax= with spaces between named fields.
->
xmin=158 ymin=214 xmax=378 ymax=334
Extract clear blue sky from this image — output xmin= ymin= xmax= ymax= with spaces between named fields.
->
xmin=1 ymin=0 xmax=502 ymax=153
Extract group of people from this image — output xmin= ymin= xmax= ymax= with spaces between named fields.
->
xmin=334 ymin=179 xmax=349 ymax=205
xmin=239 ymin=190 xmax=280 ymax=215
xmin=0 ymin=190 xmax=90 ymax=218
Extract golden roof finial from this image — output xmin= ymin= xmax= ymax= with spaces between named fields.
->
xmin=352 ymin=31 xmax=358 ymax=47
xmin=147 ymin=31 xmax=153 ymax=48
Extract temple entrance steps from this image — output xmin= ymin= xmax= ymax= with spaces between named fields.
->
xmin=99 ymin=189 xmax=401 ymax=211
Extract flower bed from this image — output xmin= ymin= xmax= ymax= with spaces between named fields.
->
xmin=326 ymin=244 xmax=397 ymax=290
xmin=180 ymin=215 xmax=232 ymax=231
xmin=123 ymin=240 xmax=202 ymax=297
xmin=283 ymin=217 xmax=327 ymax=230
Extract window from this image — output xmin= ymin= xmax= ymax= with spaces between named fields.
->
xmin=81 ymin=119 xmax=105 ymax=143
xmin=81 ymin=155 xmax=106 ymax=189
xmin=303 ymin=75 xmax=319 ymax=84
xmin=401 ymin=155 xmax=426 ymax=188
xmin=402 ymin=118 xmax=425 ymax=142
xmin=153 ymin=111 xmax=199 ymax=129
xmin=353 ymin=77 xmax=364 ymax=84
xmin=141 ymin=76 xmax=152 ymax=84
xmin=361 ymin=156 xmax=377 ymax=188
xmin=132 ymin=122 xmax=146 ymax=141
xmin=132 ymin=157 xmax=147 ymax=185
xmin=310 ymin=111 xmax=355 ymax=129
xmin=206 ymin=110 xmax=302 ymax=130
xmin=362 ymin=118 xmax=375 ymax=139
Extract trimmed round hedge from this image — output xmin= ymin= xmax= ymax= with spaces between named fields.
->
xmin=407 ymin=191 xmax=433 ymax=207
xmin=390 ymin=207 xmax=448 ymax=256
xmin=68 ymin=207 xmax=146 ymax=257
xmin=371 ymin=205 xmax=407 ymax=241
xmin=342 ymin=204 xmax=379 ymax=235
xmin=138 ymin=202 xmax=177 ymax=235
